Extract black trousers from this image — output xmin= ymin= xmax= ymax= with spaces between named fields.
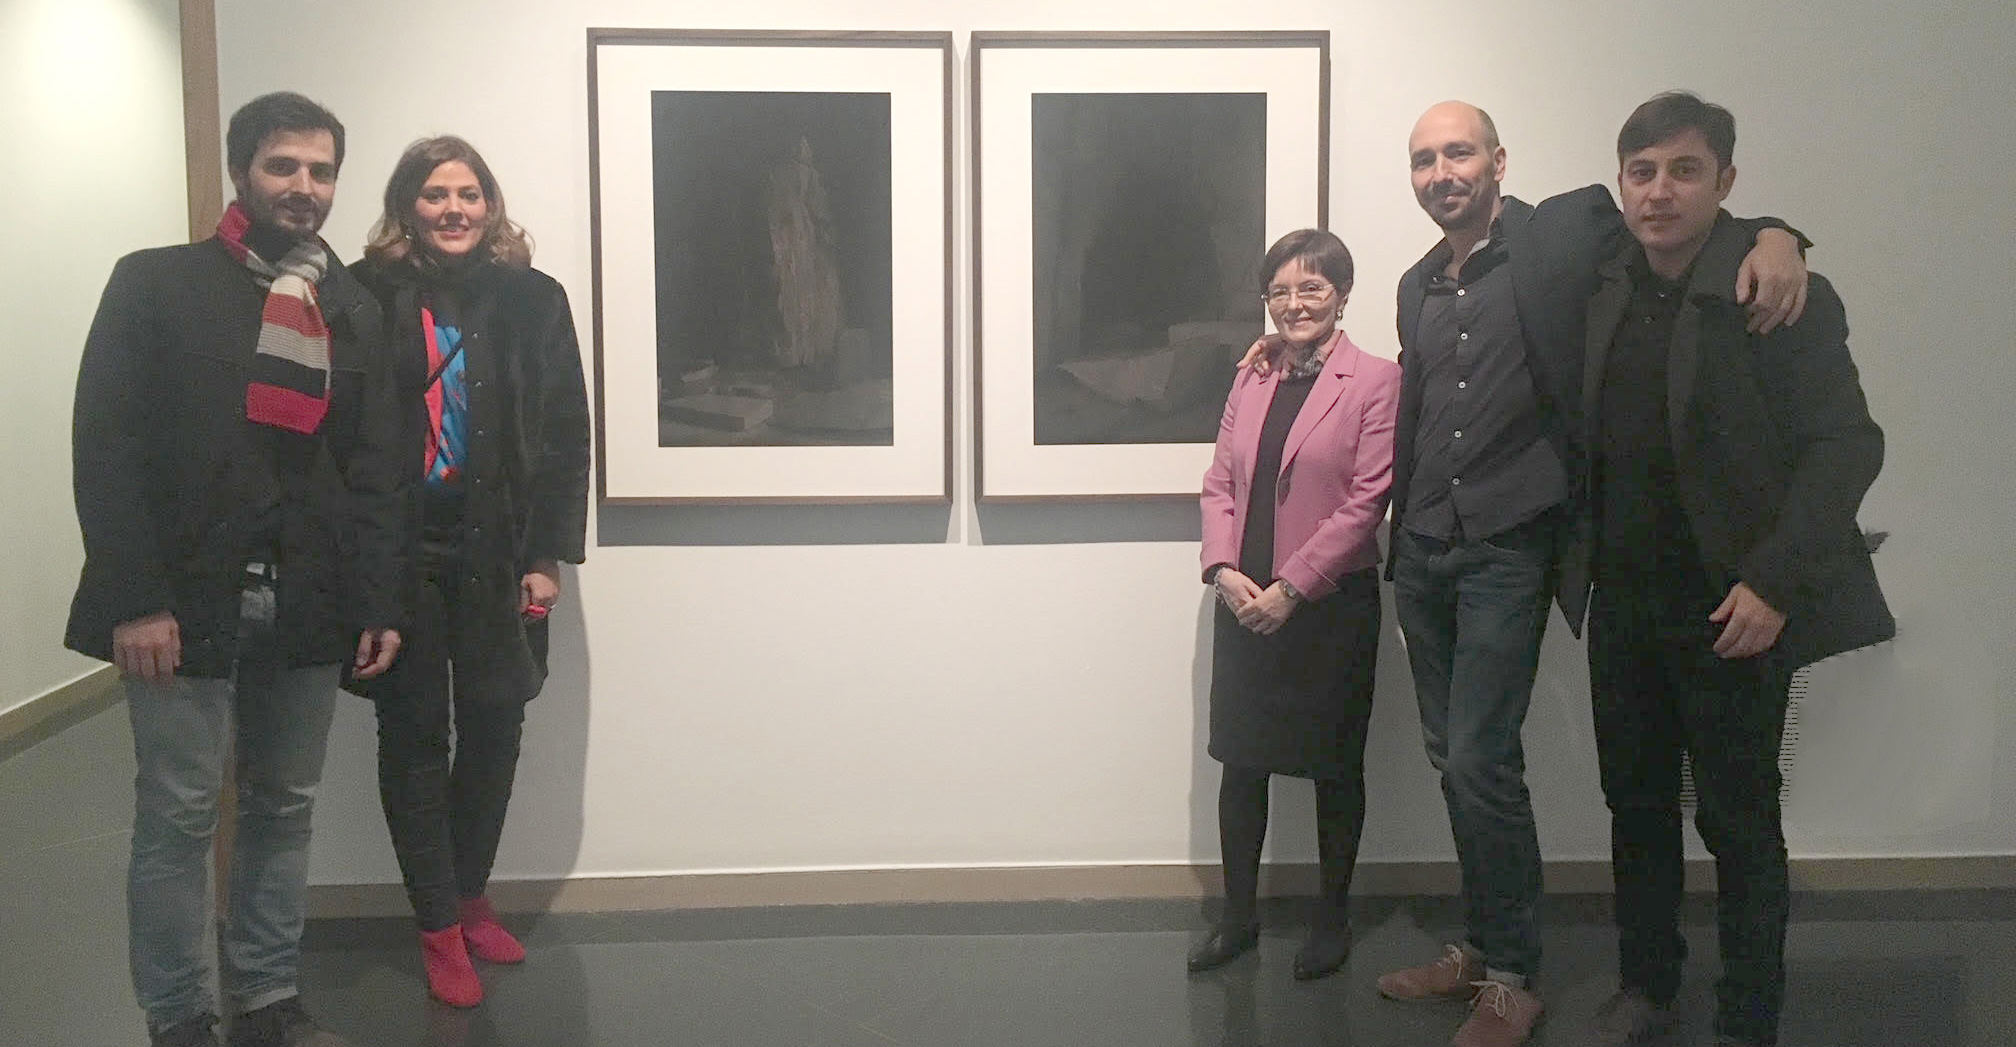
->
xmin=373 ymin=554 xmax=527 ymax=931
xmin=1589 ymin=582 xmax=1793 ymax=1047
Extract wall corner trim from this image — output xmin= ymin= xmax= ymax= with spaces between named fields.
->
xmin=0 ymin=666 xmax=121 ymax=756
xmin=309 ymin=856 xmax=2016 ymax=918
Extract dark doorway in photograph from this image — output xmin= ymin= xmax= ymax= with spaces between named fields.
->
xmin=1031 ymin=92 xmax=1267 ymax=446
xmin=651 ymin=91 xmax=895 ymax=447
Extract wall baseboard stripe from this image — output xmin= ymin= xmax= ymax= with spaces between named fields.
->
xmin=0 ymin=666 xmax=120 ymax=758
xmin=309 ymin=855 xmax=2016 ymax=918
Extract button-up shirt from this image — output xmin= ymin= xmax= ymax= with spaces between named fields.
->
xmin=1404 ymin=221 xmax=1569 ymax=540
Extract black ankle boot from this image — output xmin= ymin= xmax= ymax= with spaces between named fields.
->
xmin=1186 ymin=921 xmax=1261 ymax=972
xmin=1292 ymin=921 xmax=1352 ymax=980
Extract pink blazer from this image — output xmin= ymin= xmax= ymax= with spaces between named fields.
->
xmin=1200 ymin=331 xmax=1401 ymax=600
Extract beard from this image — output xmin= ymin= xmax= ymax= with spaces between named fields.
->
xmin=246 ymin=192 xmax=328 ymax=242
xmin=1419 ymin=179 xmax=1496 ymax=233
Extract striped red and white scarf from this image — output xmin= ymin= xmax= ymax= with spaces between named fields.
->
xmin=217 ymin=201 xmax=332 ymax=434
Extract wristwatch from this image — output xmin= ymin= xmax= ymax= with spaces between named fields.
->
xmin=1279 ymin=580 xmax=1303 ymax=602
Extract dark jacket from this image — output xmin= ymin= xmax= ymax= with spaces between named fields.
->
xmin=1562 ymin=218 xmax=1894 ymax=668
xmin=66 ymin=238 xmax=409 ymax=677
xmin=1391 ymin=186 xmax=1796 ymax=633
xmin=349 ymin=257 xmax=591 ymax=703
xmin=1391 ymin=187 xmax=1627 ymax=590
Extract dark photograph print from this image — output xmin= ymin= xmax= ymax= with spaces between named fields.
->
xmin=1031 ymin=92 xmax=1267 ymax=446
xmin=651 ymin=91 xmax=895 ymax=447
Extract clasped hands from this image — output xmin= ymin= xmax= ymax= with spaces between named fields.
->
xmin=1214 ymin=568 xmax=1298 ymax=635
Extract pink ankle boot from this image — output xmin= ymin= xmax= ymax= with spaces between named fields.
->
xmin=458 ymin=896 xmax=526 ymax=964
xmin=419 ymin=924 xmax=483 ymax=1008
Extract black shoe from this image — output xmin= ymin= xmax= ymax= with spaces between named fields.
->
xmin=227 ymin=997 xmax=353 ymax=1047
xmin=1292 ymin=923 xmax=1352 ymax=981
xmin=1595 ymin=987 xmax=1680 ymax=1045
xmin=151 ymin=1014 xmax=220 ymax=1047
xmin=1187 ymin=922 xmax=1261 ymax=972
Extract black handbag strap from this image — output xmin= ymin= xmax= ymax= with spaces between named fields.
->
xmin=426 ymin=339 xmax=465 ymax=389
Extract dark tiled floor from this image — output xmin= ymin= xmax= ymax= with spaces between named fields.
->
xmin=7 ymin=704 xmax=2014 ymax=1046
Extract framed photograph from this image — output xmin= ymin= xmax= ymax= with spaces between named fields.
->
xmin=589 ymin=29 xmax=954 ymax=503
xmin=972 ymin=32 xmax=1330 ymax=500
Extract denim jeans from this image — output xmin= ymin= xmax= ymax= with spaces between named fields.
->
xmin=1391 ymin=525 xmax=1554 ymax=979
xmin=125 ymin=661 xmax=339 ymax=1030
xmin=1589 ymin=582 xmax=1792 ymax=1046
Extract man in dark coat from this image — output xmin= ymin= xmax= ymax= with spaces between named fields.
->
xmin=1566 ymin=92 xmax=1892 ymax=1047
xmin=66 ymin=92 xmax=408 ymax=1047
xmin=1368 ymin=102 xmax=1810 ymax=1047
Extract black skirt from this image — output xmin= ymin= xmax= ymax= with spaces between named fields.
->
xmin=1208 ymin=567 xmax=1380 ymax=779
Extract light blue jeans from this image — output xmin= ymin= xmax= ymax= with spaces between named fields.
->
xmin=125 ymin=661 xmax=339 ymax=1030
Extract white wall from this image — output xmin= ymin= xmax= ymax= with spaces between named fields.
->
xmin=0 ymin=0 xmax=186 ymax=716
xmin=206 ymin=0 xmax=2016 ymax=887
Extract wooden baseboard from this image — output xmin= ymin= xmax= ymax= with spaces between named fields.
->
xmin=308 ymin=855 xmax=2016 ymax=918
xmin=0 ymin=666 xmax=120 ymax=759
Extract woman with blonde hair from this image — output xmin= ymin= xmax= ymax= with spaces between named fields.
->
xmin=351 ymin=136 xmax=590 ymax=1007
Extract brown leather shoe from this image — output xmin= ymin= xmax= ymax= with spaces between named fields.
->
xmin=1451 ymin=979 xmax=1543 ymax=1047
xmin=1376 ymin=943 xmax=1484 ymax=1001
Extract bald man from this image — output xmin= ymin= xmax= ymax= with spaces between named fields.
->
xmin=1370 ymin=102 xmax=1807 ymax=1047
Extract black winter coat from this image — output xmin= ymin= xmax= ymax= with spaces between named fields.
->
xmin=349 ymin=257 xmax=592 ymax=703
xmin=66 ymin=239 xmax=410 ymax=677
xmin=1562 ymin=218 xmax=1894 ymax=668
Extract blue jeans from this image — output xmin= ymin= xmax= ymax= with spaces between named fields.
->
xmin=1391 ymin=525 xmax=1553 ymax=979
xmin=125 ymin=662 xmax=339 ymax=1030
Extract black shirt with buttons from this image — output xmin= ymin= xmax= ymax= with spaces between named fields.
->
xmin=1404 ymin=218 xmax=1570 ymax=541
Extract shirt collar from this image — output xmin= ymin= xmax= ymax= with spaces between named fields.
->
xmin=1424 ymin=208 xmax=1511 ymax=280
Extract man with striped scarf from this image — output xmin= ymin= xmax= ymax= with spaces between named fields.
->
xmin=68 ymin=92 xmax=409 ymax=1047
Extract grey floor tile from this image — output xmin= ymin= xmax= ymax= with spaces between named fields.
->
xmin=0 ymin=833 xmax=146 ymax=1047
xmin=0 ymin=702 xmax=134 ymax=857
xmin=301 ymin=939 xmax=886 ymax=1047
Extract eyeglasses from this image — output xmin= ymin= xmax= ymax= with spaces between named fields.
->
xmin=1262 ymin=282 xmax=1336 ymax=308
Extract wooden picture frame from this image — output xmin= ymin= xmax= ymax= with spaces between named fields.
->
xmin=589 ymin=29 xmax=955 ymax=504
xmin=972 ymin=31 xmax=1331 ymax=501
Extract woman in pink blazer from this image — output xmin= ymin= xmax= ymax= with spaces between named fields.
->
xmin=1189 ymin=229 xmax=1400 ymax=980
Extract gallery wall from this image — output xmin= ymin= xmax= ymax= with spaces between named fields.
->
xmin=0 ymin=0 xmax=187 ymax=718
xmin=201 ymin=0 xmax=2016 ymax=888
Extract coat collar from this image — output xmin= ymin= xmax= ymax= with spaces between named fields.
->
xmin=1274 ymin=330 xmax=1360 ymax=474
xmin=1584 ymin=215 xmax=1749 ymax=454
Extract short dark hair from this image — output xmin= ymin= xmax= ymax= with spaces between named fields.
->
xmin=1617 ymin=90 xmax=1735 ymax=170
xmin=226 ymin=92 xmax=345 ymax=176
xmin=1261 ymin=229 xmax=1354 ymax=296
